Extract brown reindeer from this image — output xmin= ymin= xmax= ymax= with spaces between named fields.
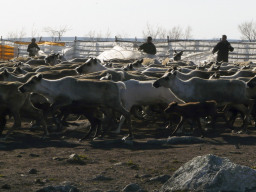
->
xmin=164 ymin=100 xmax=217 ymax=137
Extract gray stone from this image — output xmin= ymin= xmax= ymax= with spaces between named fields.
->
xmin=114 ymin=162 xmax=124 ymax=166
xmin=160 ymin=154 xmax=256 ymax=192
xmin=166 ymin=136 xmax=205 ymax=144
xmin=36 ymin=185 xmax=79 ymax=192
xmin=92 ymin=175 xmax=113 ymax=181
xmin=149 ymin=175 xmax=170 ymax=183
xmin=29 ymin=153 xmax=40 ymax=157
xmin=28 ymin=168 xmax=38 ymax=174
xmin=66 ymin=154 xmax=85 ymax=165
xmin=52 ymin=157 xmax=65 ymax=161
xmin=122 ymin=183 xmax=142 ymax=192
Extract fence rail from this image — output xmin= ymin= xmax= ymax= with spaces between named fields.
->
xmin=1 ymin=38 xmax=256 ymax=62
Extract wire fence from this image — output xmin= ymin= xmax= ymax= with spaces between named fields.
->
xmin=1 ymin=37 xmax=256 ymax=63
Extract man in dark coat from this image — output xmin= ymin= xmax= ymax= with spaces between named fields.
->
xmin=27 ymin=38 xmax=40 ymax=57
xmin=212 ymin=35 xmax=234 ymax=62
xmin=138 ymin=36 xmax=157 ymax=55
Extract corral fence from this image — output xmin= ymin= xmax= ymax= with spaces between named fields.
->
xmin=1 ymin=36 xmax=256 ymax=63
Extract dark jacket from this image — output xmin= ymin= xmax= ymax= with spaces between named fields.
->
xmin=212 ymin=40 xmax=234 ymax=62
xmin=27 ymin=42 xmax=40 ymax=56
xmin=139 ymin=42 xmax=156 ymax=55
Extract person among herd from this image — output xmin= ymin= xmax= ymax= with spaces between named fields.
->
xmin=212 ymin=35 xmax=234 ymax=62
xmin=27 ymin=38 xmax=40 ymax=57
xmin=138 ymin=36 xmax=157 ymax=55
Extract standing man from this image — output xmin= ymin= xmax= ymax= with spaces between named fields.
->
xmin=138 ymin=36 xmax=157 ymax=55
xmin=212 ymin=35 xmax=234 ymax=62
xmin=27 ymin=38 xmax=40 ymax=57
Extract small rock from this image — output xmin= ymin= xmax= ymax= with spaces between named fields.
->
xmin=16 ymin=155 xmax=22 ymax=158
xmin=52 ymin=157 xmax=65 ymax=161
xmin=149 ymin=175 xmax=170 ymax=183
xmin=92 ymin=175 xmax=113 ymax=181
xmin=1 ymin=184 xmax=11 ymax=189
xmin=167 ymin=136 xmax=204 ymax=144
xmin=34 ymin=179 xmax=43 ymax=184
xmin=42 ymin=179 xmax=49 ymax=183
xmin=66 ymin=154 xmax=86 ymax=165
xmin=235 ymin=143 xmax=240 ymax=149
xmin=28 ymin=168 xmax=38 ymax=174
xmin=114 ymin=162 xmax=124 ymax=166
xmin=122 ymin=183 xmax=142 ymax=192
xmin=29 ymin=153 xmax=39 ymax=157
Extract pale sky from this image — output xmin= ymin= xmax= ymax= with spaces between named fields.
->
xmin=1 ymin=0 xmax=256 ymax=40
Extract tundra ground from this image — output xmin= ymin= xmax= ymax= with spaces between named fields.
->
xmin=0 ymin=117 xmax=255 ymax=192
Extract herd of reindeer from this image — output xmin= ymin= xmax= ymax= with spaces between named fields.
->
xmin=0 ymin=50 xmax=256 ymax=141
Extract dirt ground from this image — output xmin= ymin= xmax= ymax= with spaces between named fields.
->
xmin=0 ymin=116 xmax=256 ymax=192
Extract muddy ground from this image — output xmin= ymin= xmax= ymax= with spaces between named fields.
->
xmin=0 ymin=116 xmax=256 ymax=192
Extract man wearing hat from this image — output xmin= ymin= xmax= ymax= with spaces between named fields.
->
xmin=138 ymin=36 xmax=157 ymax=55
xmin=27 ymin=38 xmax=40 ymax=57
xmin=212 ymin=35 xmax=234 ymax=62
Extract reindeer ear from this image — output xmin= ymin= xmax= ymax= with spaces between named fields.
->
xmin=36 ymin=74 xmax=43 ymax=80
xmin=93 ymin=58 xmax=98 ymax=64
xmin=171 ymin=70 xmax=177 ymax=75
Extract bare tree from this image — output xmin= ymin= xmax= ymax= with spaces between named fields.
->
xmin=158 ymin=27 xmax=168 ymax=40
xmin=142 ymin=23 xmax=162 ymax=40
xmin=31 ymin=24 xmax=41 ymax=38
xmin=44 ymin=26 xmax=70 ymax=41
xmin=7 ymin=28 xmax=26 ymax=41
xmin=85 ymin=30 xmax=97 ymax=41
xmin=238 ymin=20 xmax=256 ymax=41
xmin=183 ymin=26 xmax=193 ymax=39
xmin=168 ymin=26 xmax=183 ymax=40
xmin=142 ymin=24 xmax=192 ymax=41
xmin=104 ymin=28 xmax=112 ymax=41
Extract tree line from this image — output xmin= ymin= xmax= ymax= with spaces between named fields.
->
xmin=3 ymin=21 xmax=256 ymax=42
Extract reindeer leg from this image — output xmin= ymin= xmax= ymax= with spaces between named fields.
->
xmin=4 ymin=110 xmax=21 ymax=139
xmin=170 ymin=116 xmax=184 ymax=136
xmin=243 ymin=99 xmax=255 ymax=133
xmin=195 ymin=118 xmax=204 ymax=138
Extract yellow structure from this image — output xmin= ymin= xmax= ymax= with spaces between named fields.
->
xmin=0 ymin=45 xmax=15 ymax=60
xmin=14 ymin=41 xmax=65 ymax=46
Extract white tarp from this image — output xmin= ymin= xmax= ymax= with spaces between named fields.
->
xmin=182 ymin=50 xmax=217 ymax=65
xmin=97 ymin=45 xmax=158 ymax=62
